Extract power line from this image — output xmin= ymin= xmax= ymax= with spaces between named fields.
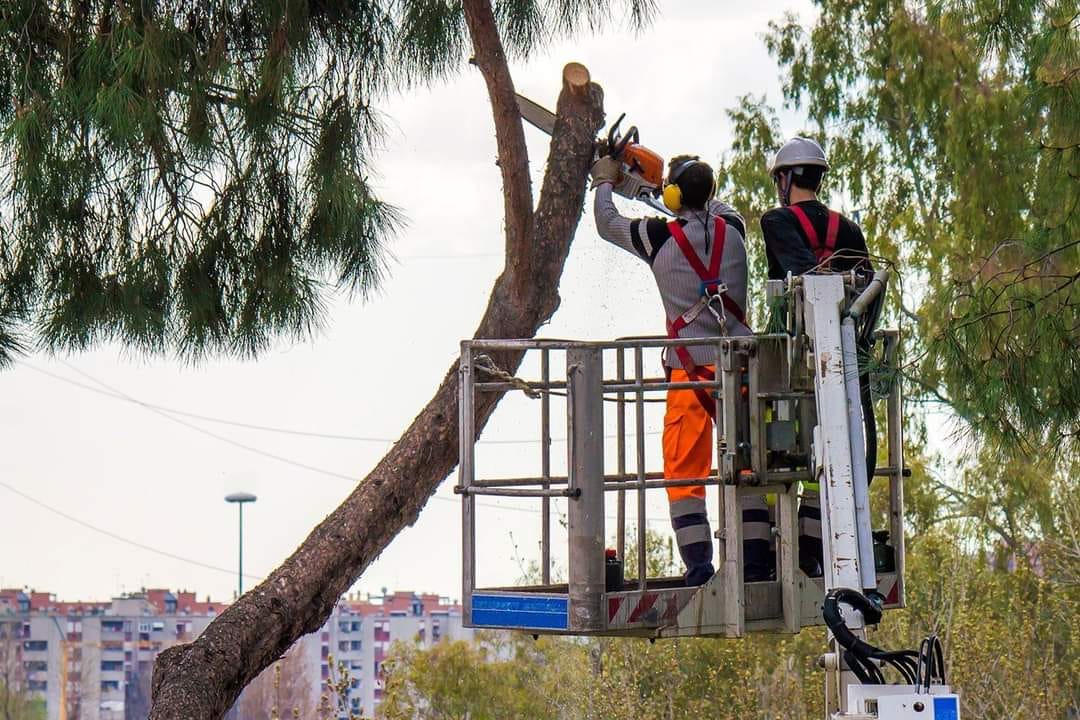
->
xmin=32 ymin=362 xmax=569 ymax=514
xmin=0 ymin=479 xmax=262 ymax=582
xmin=21 ymin=362 xmax=662 ymax=446
xmin=30 ymin=361 xmax=672 ymax=524
xmin=1 ymin=365 xmax=671 ymax=589
xmin=59 ymin=360 xmax=374 ymax=483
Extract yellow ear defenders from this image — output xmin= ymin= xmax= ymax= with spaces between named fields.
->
xmin=662 ymin=159 xmax=716 ymax=212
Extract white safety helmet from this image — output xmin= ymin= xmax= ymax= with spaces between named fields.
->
xmin=767 ymin=137 xmax=829 ymax=177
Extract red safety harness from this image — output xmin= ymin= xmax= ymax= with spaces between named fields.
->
xmin=790 ymin=205 xmax=841 ymax=263
xmin=665 ymin=217 xmax=747 ymax=419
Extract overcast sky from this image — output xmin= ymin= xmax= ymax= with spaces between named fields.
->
xmin=0 ymin=0 xmax=832 ymax=604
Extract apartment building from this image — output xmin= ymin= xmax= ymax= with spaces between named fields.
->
xmin=318 ymin=591 xmax=473 ymax=717
xmin=0 ymin=587 xmax=471 ymax=719
xmin=1 ymin=589 xmax=223 ymax=720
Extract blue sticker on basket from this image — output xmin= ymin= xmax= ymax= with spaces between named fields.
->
xmin=933 ymin=696 xmax=959 ymax=720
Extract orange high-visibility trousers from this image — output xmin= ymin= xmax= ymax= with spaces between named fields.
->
xmin=663 ymin=366 xmax=714 ymax=499
xmin=663 ymin=365 xmax=774 ymax=582
xmin=663 ymin=366 xmax=715 ymax=580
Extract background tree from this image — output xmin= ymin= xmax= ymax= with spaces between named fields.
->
xmin=0 ymin=623 xmax=45 ymax=720
xmin=237 ymin=644 xmax=316 ymax=719
xmin=759 ymin=0 xmax=1079 ymax=451
xmin=380 ymin=532 xmax=1079 ymax=719
xmin=717 ymin=0 xmax=1078 ymax=558
xmin=0 ymin=0 xmax=651 ymax=717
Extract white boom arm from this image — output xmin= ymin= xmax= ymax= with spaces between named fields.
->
xmin=803 ymin=275 xmax=959 ymax=720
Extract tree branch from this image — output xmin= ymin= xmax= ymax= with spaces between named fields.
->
xmin=462 ymin=0 xmax=535 ymax=281
xmin=148 ymin=47 xmax=604 ymax=720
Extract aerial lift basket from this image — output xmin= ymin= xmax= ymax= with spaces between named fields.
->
xmin=456 ymin=274 xmax=907 ymax=639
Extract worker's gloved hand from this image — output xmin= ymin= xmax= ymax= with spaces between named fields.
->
xmin=589 ymin=156 xmax=622 ymax=189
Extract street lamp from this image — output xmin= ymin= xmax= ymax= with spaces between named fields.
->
xmin=225 ymin=492 xmax=257 ymax=598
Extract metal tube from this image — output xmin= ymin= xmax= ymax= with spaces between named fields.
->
xmin=541 ymin=348 xmax=551 ymax=586
xmin=841 ymin=317 xmax=878 ymax=594
xmin=602 ymin=380 xmax=720 ymax=392
xmin=567 ymin=347 xmax=606 ymax=632
xmin=602 ymin=477 xmax=726 ymax=492
xmin=714 ymin=337 xmax=727 ymax=577
xmin=458 ymin=487 xmax=578 ymax=498
xmin=886 ymin=333 xmax=907 ymax=606
xmin=803 ymin=275 xmax=863 ymax=595
xmin=616 ymin=349 xmax=627 ymax=567
xmin=635 ymin=347 xmax=647 ymax=591
xmin=756 ymin=391 xmax=816 ymax=400
xmin=237 ymin=503 xmax=244 ymax=598
xmin=846 ymin=269 xmax=889 ymax=319
xmin=749 ymin=351 xmax=766 ymax=480
xmin=459 ymin=343 xmax=476 ymax=625
xmin=465 ymin=336 xmax=778 ymax=352
xmin=467 ymin=476 xmax=570 ymax=488
xmin=474 ymin=378 xmax=722 ymax=393
xmin=463 ymin=470 xmax=812 ymax=489
xmin=475 ymin=380 xmax=566 ymax=393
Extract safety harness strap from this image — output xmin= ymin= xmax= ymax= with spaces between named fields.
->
xmin=790 ymin=205 xmax=842 ymax=263
xmin=668 ymin=219 xmax=724 ymax=282
xmin=667 ymin=219 xmax=746 ymax=326
xmin=664 ymin=217 xmax=746 ymax=419
xmin=825 ymin=209 xmax=841 ymax=255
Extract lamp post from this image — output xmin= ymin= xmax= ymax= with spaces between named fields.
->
xmin=225 ymin=492 xmax=257 ymax=598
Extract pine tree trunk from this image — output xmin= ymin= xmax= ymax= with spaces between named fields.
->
xmin=148 ymin=12 xmax=604 ymax=720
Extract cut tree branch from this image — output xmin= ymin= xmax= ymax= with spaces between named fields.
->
xmin=148 ymin=36 xmax=604 ymax=720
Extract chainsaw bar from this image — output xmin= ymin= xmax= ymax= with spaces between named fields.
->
xmin=515 ymin=92 xmax=673 ymax=217
xmin=515 ymin=94 xmax=556 ymax=136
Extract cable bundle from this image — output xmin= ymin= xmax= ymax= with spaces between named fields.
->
xmin=822 ymin=588 xmax=928 ymax=685
xmin=916 ymin=634 xmax=947 ymax=691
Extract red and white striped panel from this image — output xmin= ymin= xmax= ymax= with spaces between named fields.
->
xmin=878 ymin=573 xmax=900 ymax=606
xmin=607 ymin=589 xmax=693 ymax=630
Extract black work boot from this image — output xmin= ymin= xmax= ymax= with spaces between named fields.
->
xmin=744 ymin=540 xmax=776 ymax=582
xmin=798 ymin=535 xmax=824 ymax=577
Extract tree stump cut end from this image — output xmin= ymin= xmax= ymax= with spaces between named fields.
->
xmin=563 ymin=62 xmax=591 ymax=94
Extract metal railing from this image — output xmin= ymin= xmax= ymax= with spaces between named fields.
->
xmin=459 ymin=336 xmax=731 ymax=599
xmin=458 ymin=319 xmax=906 ymax=635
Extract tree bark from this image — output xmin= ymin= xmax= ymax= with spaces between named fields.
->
xmin=149 ymin=22 xmax=604 ymax=720
xmin=461 ymin=0 xmax=534 ymax=280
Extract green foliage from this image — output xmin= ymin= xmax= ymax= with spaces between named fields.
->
xmin=876 ymin=533 xmax=1080 ymax=719
xmin=380 ymin=634 xmax=562 ymax=719
xmin=715 ymin=0 xmax=1078 ymax=564
xmin=0 ymin=683 xmax=47 ymax=720
xmin=758 ymin=0 xmax=1079 ymax=451
xmin=379 ymin=530 xmax=1080 ymax=719
xmin=0 ymin=0 xmax=654 ymax=364
xmin=0 ymin=0 xmax=400 ymax=362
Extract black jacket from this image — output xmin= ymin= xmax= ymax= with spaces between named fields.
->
xmin=759 ymin=200 xmax=871 ymax=280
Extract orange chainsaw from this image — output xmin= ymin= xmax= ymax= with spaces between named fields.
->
xmin=516 ymin=94 xmax=671 ymax=216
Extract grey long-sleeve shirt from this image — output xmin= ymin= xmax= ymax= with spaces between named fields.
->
xmin=593 ymin=184 xmax=752 ymax=369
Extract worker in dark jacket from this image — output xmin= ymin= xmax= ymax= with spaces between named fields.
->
xmin=591 ymin=154 xmax=773 ymax=586
xmin=760 ymin=137 xmax=871 ymax=280
xmin=760 ymin=137 xmax=874 ymax=577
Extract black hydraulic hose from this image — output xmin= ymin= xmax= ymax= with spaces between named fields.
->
xmin=844 ymin=649 xmax=883 ymax=685
xmin=862 ymin=376 xmax=877 ymax=483
xmin=824 ymin=591 xmax=941 ymax=688
xmin=933 ymin=635 xmax=946 ymax=684
xmin=822 ymin=588 xmax=883 ymax=656
xmin=823 ymin=589 xmax=890 ymax=685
